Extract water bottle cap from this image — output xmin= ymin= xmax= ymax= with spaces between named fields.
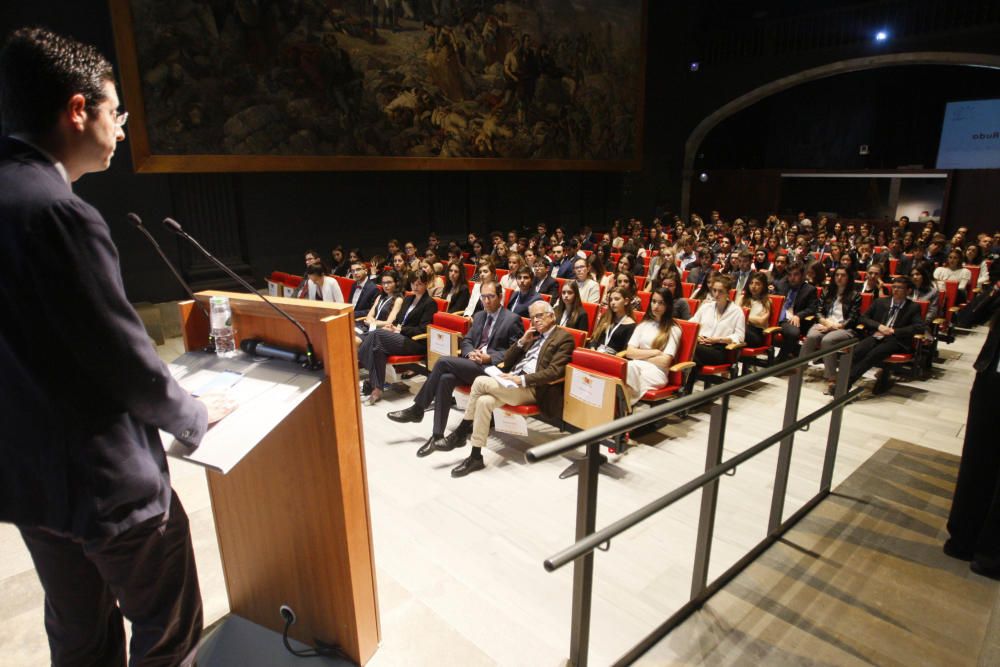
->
xmin=210 ymin=296 xmax=229 ymax=306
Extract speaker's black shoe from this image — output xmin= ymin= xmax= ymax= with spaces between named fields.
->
xmin=970 ymin=560 xmax=1000 ymax=580
xmin=388 ymin=404 xmax=424 ymax=424
xmin=451 ymin=455 xmax=485 ymax=477
xmin=416 ymin=436 xmax=445 ymax=458
xmin=361 ymin=380 xmax=372 ymax=396
xmin=943 ymin=538 xmax=974 ymax=561
xmin=437 ymin=420 xmax=472 ymax=451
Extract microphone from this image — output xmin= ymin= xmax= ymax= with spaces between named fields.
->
xmin=127 ymin=213 xmax=214 ymax=352
xmin=162 ymin=217 xmax=322 ymax=370
xmin=240 ymin=338 xmax=308 ymax=365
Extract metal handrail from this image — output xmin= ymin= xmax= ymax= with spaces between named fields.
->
xmin=543 ymin=385 xmax=864 ymax=571
xmin=526 ymin=336 xmax=858 ymax=463
xmin=527 ymin=334 xmax=862 ymax=667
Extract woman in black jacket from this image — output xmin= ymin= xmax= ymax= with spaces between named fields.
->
xmin=441 ymin=260 xmax=471 ymax=314
xmin=359 ymin=268 xmax=438 ymax=405
xmin=799 ymin=266 xmax=862 ymax=394
xmin=587 ymin=288 xmax=637 ymax=354
xmin=553 ymin=280 xmax=589 ymax=332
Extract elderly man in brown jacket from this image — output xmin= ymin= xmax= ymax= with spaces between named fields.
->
xmin=436 ymin=300 xmax=576 ymax=477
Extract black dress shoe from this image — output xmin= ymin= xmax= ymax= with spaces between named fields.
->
xmin=388 ymin=404 xmax=424 ymax=424
xmin=451 ymin=455 xmax=485 ymax=477
xmin=943 ymin=538 xmax=974 ymax=561
xmin=971 ymin=560 xmax=1000 ymax=580
xmin=437 ymin=422 xmax=472 ymax=451
xmin=416 ymin=436 xmax=445 ymax=457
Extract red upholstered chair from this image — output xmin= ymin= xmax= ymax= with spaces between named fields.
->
xmin=637 ymin=291 xmax=651 ymax=312
xmin=433 ymin=297 xmax=449 ymax=312
xmin=334 ymin=275 xmax=355 ymax=302
xmin=966 ymin=264 xmax=981 ymax=289
xmin=685 ymin=298 xmax=700 ymax=315
xmin=888 ymin=257 xmax=899 ymax=276
xmin=539 ymin=293 xmax=552 ymax=303
xmin=464 ymin=263 xmax=475 ymax=279
xmin=610 ymin=252 xmax=621 ymax=266
xmin=555 ymin=277 xmax=568 ymax=291
xmin=681 ymin=270 xmax=690 ymax=283
xmin=860 ymin=292 xmax=873 ymax=315
xmin=633 ymin=310 xmax=646 ymax=323
xmin=681 ymin=282 xmax=694 ymax=298
xmin=495 ymin=268 xmax=509 ymax=282
xmin=384 ymin=308 xmax=462 ymax=379
xmin=634 ymin=319 xmax=700 ymax=404
xmin=739 ymin=294 xmax=784 ymax=374
xmin=634 ymin=275 xmax=646 ymax=292
xmin=581 ymin=301 xmax=599 ymax=335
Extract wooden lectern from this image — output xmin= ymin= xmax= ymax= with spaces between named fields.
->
xmin=177 ymin=291 xmax=379 ymax=665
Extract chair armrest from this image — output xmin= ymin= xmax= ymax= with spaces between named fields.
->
xmin=412 ymin=333 xmax=429 ymax=341
xmin=616 ymin=350 xmax=628 ymax=357
xmin=763 ymin=326 xmax=782 ymax=334
xmin=932 ymin=317 xmax=945 ymax=325
xmin=949 ymin=306 xmax=960 ymax=313
xmin=669 ymin=361 xmax=697 ymax=372
xmin=450 ymin=310 xmax=468 ymax=316
xmin=804 ymin=315 xmax=815 ymax=321
xmin=725 ymin=342 xmax=746 ymax=350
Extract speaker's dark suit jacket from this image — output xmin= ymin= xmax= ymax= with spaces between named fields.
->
xmin=460 ymin=307 xmax=524 ymax=365
xmin=0 ymin=137 xmax=207 ymax=539
xmin=501 ymin=326 xmax=576 ymax=418
xmin=349 ymin=278 xmax=380 ymax=317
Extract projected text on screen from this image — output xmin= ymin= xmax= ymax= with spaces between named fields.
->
xmin=936 ymin=99 xmax=1000 ymax=169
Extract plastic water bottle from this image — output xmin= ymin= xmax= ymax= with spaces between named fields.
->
xmin=210 ymin=296 xmax=237 ymax=358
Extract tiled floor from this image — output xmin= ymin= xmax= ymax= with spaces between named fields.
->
xmin=0 ymin=326 xmax=991 ymax=666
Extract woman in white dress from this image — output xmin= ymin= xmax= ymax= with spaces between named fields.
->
xmin=623 ymin=287 xmax=683 ymax=405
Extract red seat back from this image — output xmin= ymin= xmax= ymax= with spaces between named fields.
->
xmin=966 ymin=264 xmax=980 ymax=287
xmin=860 ymin=291 xmax=873 ymax=315
xmin=633 ymin=310 xmax=646 ymax=322
xmin=634 ymin=275 xmax=646 ymax=291
xmin=464 ymin=263 xmax=475 ymax=279
xmin=685 ymin=297 xmax=700 ymax=315
xmin=433 ymin=311 xmax=471 ymax=334
xmin=681 ymin=282 xmax=694 ymax=297
xmin=581 ymin=302 xmax=599 ymax=334
xmin=433 ymin=297 xmax=448 ymax=312
xmin=889 ymin=257 xmax=899 ymax=276
xmin=570 ymin=348 xmax=627 ymax=382
xmin=334 ymin=275 xmax=355 ymax=301
xmin=637 ymin=291 xmax=651 ymax=311
xmin=668 ymin=320 xmax=700 ymax=387
xmin=560 ymin=327 xmax=587 ymax=348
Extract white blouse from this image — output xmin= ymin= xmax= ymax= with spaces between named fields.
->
xmin=628 ymin=320 xmax=681 ymax=356
xmin=690 ymin=300 xmax=746 ymax=343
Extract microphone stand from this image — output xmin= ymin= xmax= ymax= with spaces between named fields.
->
xmin=126 ymin=213 xmax=214 ymax=353
xmin=162 ymin=217 xmax=322 ymax=371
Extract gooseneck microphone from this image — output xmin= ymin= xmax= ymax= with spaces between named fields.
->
xmin=162 ymin=217 xmax=322 ymax=370
xmin=127 ymin=213 xmax=214 ymax=352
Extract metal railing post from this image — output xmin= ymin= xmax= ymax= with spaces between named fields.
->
xmin=690 ymin=395 xmax=728 ymax=598
xmin=767 ymin=366 xmax=803 ymax=532
xmin=568 ymin=441 xmax=602 ymax=667
xmin=820 ymin=346 xmax=853 ymax=492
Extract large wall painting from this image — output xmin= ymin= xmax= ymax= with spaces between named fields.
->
xmin=110 ymin=0 xmax=646 ymax=172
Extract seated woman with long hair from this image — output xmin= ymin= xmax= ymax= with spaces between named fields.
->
xmin=601 ymin=271 xmax=641 ymax=311
xmin=660 ymin=274 xmax=691 ymax=320
xmin=441 ymin=260 xmax=471 ymax=314
xmin=587 ymin=287 xmax=637 ymax=355
xmin=799 ymin=265 xmax=861 ymax=395
xmin=358 ymin=269 xmax=437 ymax=405
xmin=735 ymin=271 xmax=771 ymax=347
xmin=910 ymin=260 xmax=939 ymax=323
xmin=356 ymin=270 xmax=404 ymax=341
xmin=553 ymin=279 xmax=589 ymax=331
xmin=622 ymin=288 xmax=682 ymax=405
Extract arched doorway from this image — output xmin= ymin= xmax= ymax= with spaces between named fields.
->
xmin=680 ymin=51 xmax=1000 ymax=220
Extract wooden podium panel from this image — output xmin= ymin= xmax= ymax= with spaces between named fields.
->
xmin=562 ymin=365 xmax=627 ymax=431
xmin=179 ymin=291 xmax=379 ymax=664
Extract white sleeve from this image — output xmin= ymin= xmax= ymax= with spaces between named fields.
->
xmin=326 ymin=278 xmax=344 ymax=302
xmin=730 ymin=305 xmax=746 ymax=344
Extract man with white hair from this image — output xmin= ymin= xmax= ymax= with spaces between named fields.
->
xmin=433 ymin=300 xmax=576 ymax=477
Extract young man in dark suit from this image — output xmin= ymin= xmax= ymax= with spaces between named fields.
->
xmin=348 ymin=259 xmax=379 ymax=317
xmin=847 ymin=276 xmax=925 ymax=392
xmin=438 ymin=300 xmax=576 ymax=477
xmin=387 ymin=280 xmax=523 ymax=455
xmin=532 ymin=258 xmax=560 ymax=299
xmin=775 ymin=261 xmax=819 ymax=361
xmin=0 ymin=28 xmax=233 ymax=666
xmin=506 ymin=266 xmax=542 ymax=316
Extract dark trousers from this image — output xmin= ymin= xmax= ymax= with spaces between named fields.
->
xmin=947 ymin=369 xmax=1000 ymax=567
xmin=358 ymin=328 xmax=423 ymax=389
xmin=778 ymin=321 xmax=804 ymax=359
xmin=694 ymin=343 xmax=729 ymax=366
xmin=18 ymin=491 xmax=202 ymax=667
xmin=745 ymin=325 xmax=765 ymax=348
xmin=847 ymin=334 xmax=907 ymax=385
xmin=414 ymin=356 xmax=489 ymax=436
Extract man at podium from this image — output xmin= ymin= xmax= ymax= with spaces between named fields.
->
xmin=0 ymin=28 xmax=229 ymax=666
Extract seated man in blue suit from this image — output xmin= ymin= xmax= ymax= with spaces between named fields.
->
xmin=387 ymin=280 xmax=523 ymax=455
xmin=506 ymin=266 xmax=542 ymax=317
xmin=348 ymin=259 xmax=379 ymax=317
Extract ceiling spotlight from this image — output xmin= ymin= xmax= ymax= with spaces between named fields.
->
xmin=875 ymin=30 xmax=888 ymax=42
xmin=689 ymin=61 xmax=700 ymax=72
xmin=699 ymin=172 xmax=709 ymax=183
